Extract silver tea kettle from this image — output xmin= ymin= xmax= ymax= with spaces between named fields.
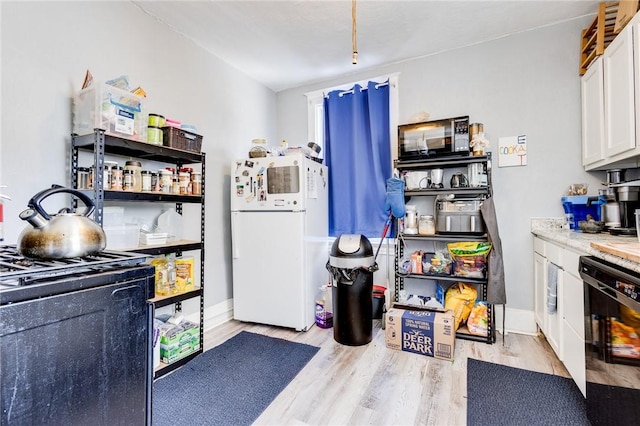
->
xmin=17 ymin=186 xmax=106 ymax=259
xmin=450 ymin=172 xmax=469 ymax=188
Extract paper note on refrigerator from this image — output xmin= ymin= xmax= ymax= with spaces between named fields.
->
xmin=307 ymin=170 xmax=318 ymax=199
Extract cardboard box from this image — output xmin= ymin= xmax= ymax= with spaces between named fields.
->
xmin=158 ymin=319 xmax=200 ymax=364
xmin=385 ymin=307 xmax=455 ymax=361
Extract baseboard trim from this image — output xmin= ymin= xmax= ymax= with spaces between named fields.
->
xmin=198 ymin=299 xmax=539 ymax=338
xmin=183 ymin=299 xmax=234 ymax=332
xmin=495 ymin=306 xmax=538 ymax=336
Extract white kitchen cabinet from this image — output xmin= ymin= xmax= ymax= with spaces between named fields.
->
xmin=581 ymin=57 xmax=604 ymax=166
xmin=534 ymin=251 xmax=547 ymax=331
xmin=532 ymin=236 xmax=586 ymax=395
xmin=582 ymin=12 xmax=640 ymax=171
xmin=545 ymin=241 xmax=563 ymax=359
xmin=561 ymin=250 xmax=586 ymax=397
xmin=603 ymin=21 xmax=636 ymax=158
xmin=534 ymin=237 xmax=562 ymax=357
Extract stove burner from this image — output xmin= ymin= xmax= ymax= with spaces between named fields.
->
xmin=0 ymin=245 xmax=148 ymax=286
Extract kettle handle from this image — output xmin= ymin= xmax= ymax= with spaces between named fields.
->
xmin=28 ymin=185 xmax=96 ymax=221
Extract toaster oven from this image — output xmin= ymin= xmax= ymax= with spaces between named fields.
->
xmin=436 ymin=197 xmax=485 ymax=234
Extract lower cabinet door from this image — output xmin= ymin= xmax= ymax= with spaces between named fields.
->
xmin=563 ymin=321 xmax=586 ymax=397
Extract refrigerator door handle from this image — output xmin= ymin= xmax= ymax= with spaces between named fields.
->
xmin=231 ymin=211 xmax=239 ymax=259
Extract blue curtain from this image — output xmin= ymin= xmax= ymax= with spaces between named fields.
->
xmin=324 ymin=81 xmax=391 ymax=237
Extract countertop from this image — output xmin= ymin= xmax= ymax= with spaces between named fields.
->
xmin=531 ymin=218 xmax=640 ymax=273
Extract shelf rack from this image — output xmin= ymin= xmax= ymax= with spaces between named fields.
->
xmin=394 ymin=153 xmax=496 ymax=344
xmin=70 ymin=129 xmax=206 ymax=378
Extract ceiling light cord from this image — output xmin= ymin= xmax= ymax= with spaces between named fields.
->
xmin=352 ymin=0 xmax=358 ymax=64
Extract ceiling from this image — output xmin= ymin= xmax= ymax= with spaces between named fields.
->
xmin=133 ymin=0 xmax=598 ymax=92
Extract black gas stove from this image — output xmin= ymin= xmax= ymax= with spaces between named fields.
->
xmin=0 ymin=245 xmax=151 ymax=304
xmin=1 ymin=244 xmax=154 ymax=424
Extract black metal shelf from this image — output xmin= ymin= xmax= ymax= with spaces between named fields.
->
xmin=150 ymin=287 xmax=203 ymax=308
xmin=395 ymin=153 xmax=491 ymax=169
xmin=400 ymin=233 xmax=488 ymax=242
xmin=130 ymin=241 xmax=203 ymax=256
xmin=95 ymin=190 xmax=203 ymax=203
xmin=404 ymin=187 xmax=490 ymax=197
xmin=153 ymin=348 xmax=203 ymax=380
xmin=394 ymin=152 xmax=495 ymax=344
xmin=397 ymin=272 xmax=487 ymax=285
xmin=71 ymin=129 xmax=207 ymax=379
xmin=73 ymin=130 xmax=204 ymax=164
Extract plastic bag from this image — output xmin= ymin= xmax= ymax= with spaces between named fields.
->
xmin=447 ymin=241 xmax=492 ymax=278
xmin=467 ymin=301 xmax=489 ymax=336
xmin=444 ymin=282 xmax=478 ymax=330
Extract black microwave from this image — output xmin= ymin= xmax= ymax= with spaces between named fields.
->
xmin=398 ymin=116 xmax=470 ymax=161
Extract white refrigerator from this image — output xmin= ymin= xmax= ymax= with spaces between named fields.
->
xmin=231 ymin=153 xmax=328 ymax=331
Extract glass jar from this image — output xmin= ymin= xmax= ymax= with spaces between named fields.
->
xmin=159 ymin=169 xmax=172 ymax=193
xmin=124 ymin=160 xmax=142 ymax=192
xmin=141 ymin=170 xmax=152 ymax=192
xmin=123 ymin=169 xmax=134 ymax=191
xmin=76 ymin=167 xmax=90 ymax=189
xmin=418 ymin=215 xmax=436 ymax=235
xmin=191 ymin=172 xmax=202 ymax=195
xmin=178 ymin=172 xmax=190 ymax=195
xmin=171 ymin=177 xmax=180 ymax=194
xmin=111 ymin=166 xmax=123 ymax=190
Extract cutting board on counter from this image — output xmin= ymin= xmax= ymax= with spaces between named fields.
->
xmin=591 ymin=241 xmax=640 ymax=262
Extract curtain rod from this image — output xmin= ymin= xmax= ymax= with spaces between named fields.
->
xmin=330 ymin=81 xmax=390 ymax=98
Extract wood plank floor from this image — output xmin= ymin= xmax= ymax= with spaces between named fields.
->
xmin=203 ymin=319 xmax=568 ymax=426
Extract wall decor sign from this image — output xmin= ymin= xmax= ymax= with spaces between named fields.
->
xmin=498 ymin=135 xmax=527 ymax=167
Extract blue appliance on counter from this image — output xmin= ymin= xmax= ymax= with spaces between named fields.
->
xmin=561 ymin=195 xmax=604 ymax=230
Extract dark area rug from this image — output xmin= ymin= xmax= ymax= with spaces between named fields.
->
xmin=153 ymin=331 xmax=319 ymax=426
xmin=466 ymin=358 xmax=588 ymax=426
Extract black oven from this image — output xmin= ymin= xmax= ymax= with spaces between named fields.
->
xmin=0 ymin=246 xmax=155 ymax=425
xmin=397 ymin=115 xmax=469 ymax=161
xmin=579 ymin=256 xmax=640 ymax=425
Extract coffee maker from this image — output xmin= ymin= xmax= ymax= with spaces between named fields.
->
xmin=611 ymin=184 xmax=640 ymax=235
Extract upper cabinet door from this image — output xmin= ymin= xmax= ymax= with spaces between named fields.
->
xmin=581 ymin=57 xmax=605 ymax=166
xmin=603 ymin=23 xmax=636 ymax=157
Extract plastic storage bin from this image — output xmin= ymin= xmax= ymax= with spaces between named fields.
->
xmin=561 ymin=195 xmax=603 ymax=230
xmin=73 ymin=83 xmax=146 ymax=140
xmin=104 ymin=223 xmax=141 ymax=250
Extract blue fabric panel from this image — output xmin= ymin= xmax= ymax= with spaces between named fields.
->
xmin=324 ymin=82 xmax=391 ymax=238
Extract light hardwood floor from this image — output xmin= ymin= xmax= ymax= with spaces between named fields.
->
xmin=203 ymin=319 xmax=568 ymax=426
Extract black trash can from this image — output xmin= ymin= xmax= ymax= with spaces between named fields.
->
xmin=326 ymin=234 xmax=378 ymax=346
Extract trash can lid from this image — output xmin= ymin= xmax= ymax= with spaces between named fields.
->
xmin=329 ymin=234 xmax=375 ymax=268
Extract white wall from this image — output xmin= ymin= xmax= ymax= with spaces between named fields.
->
xmin=277 ymin=17 xmax=607 ymax=322
xmin=1 ymin=1 xmax=277 ymax=315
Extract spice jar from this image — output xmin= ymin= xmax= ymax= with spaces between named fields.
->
xmin=178 ymin=172 xmax=190 ymax=195
xmin=191 ymin=172 xmax=202 ymax=195
xmin=141 ymin=170 xmax=152 ymax=192
xmin=159 ymin=169 xmax=172 ymax=193
xmin=123 ymin=169 xmax=134 ymax=191
xmin=418 ymin=215 xmax=436 ymax=236
xmin=151 ymin=172 xmax=159 ymax=192
xmin=111 ymin=166 xmax=123 ymax=190
xmin=171 ymin=177 xmax=180 ymax=194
